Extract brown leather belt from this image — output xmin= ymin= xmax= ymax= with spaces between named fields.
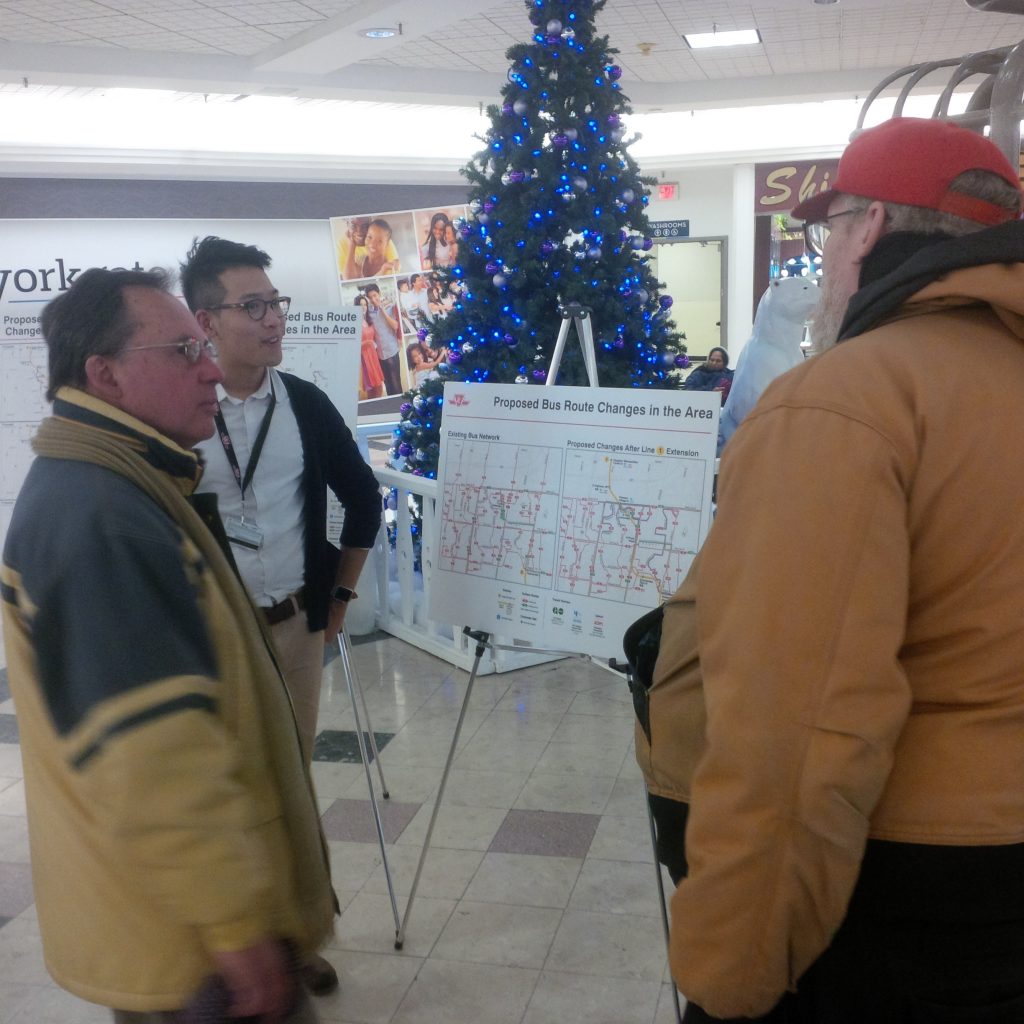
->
xmin=261 ymin=587 xmax=306 ymax=626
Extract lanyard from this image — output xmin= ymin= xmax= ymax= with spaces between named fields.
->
xmin=214 ymin=374 xmax=277 ymax=503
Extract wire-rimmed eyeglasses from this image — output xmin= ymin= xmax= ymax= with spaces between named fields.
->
xmin=803 ymin=208 xmax=863 ymax=257
xmin=124 ymin=337 xmax=218 ymax=363
xmin=207 ymin=296 xmax=292 ymax=321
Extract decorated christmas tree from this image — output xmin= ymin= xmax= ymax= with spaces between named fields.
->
xmin=389 ymin=0 xmax=686 ymax=480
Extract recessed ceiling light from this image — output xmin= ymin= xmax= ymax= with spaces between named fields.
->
xmin=813 ymin=0 xmax=839 ymax=5
xmin=683 ymin=29 xmax=762 ymax=50
xmin=361 ymin=26 xmax=398 ymax=39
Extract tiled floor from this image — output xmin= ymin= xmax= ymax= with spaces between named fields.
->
xmin=0 ymin=637 xmax=684 ymax=1024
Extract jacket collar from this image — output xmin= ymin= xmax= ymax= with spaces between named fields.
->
xmin=50 ymin=387 xmax=203 ymax=495
xmin=838 ymin=219 xmax=1024 ymax=342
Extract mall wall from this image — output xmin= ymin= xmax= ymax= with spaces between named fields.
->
xmin=0 ymin=163 xmax=752 ymax=349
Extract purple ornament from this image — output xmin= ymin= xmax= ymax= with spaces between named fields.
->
xmin=398 ymin=442 xmax=412 ymax=457
xmin=606 ymin=64 xmax=623 ymax=81
xmin=501 ymin=102 xmax=513 ymax=116
xmin=483 ymin=199 xmax=495 ymax=213
xmin=642 ymin=238 xmax=654 ymax=251
xmin=607 ymin=113 xmax=621 ymax=127
xmin=545 ymin=34 xmax=561 ymax=46
xmin=448 ymin=350 xmax=462 ymax=364
xmin=614 ymin=336 xmax=626 ymax=349
xmin=540 ymin=239 xmax=556 ymax=256
xmin=416 ymin=328 xmax=429 ymax=341
xmin=675 ymin=354 xmax=690 ymax=368
xmin=459 ymin=224 xmax=472 ymax=239
xmin=659 ymin=295 xmax=674 ymax=310
xmin=485 ymin=260 xmax=500 ymax=275
xmin=400 ymin=402 xmax=412 ymax=415
xmin=532 ymin=369 xmax=547 ymax=381
xmin=551 ymin=133 xmax=569 ymax=149
xmin=509 ymin=170 xmax=526 ymax=184
xmin=412 ymin=468 xmax=424 ymax=476
xmin=503 ymin=332 xmax=516 ymax=345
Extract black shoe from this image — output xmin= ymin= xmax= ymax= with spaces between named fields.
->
xmin=300 ymin=953 xmax=339 ymax=996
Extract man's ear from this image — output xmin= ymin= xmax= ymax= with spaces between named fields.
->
xmin=83 ymin=353 xmax=122 ymax=401
xmin=195 ymin=308 xmax=216 ymax=338
xmin=851 ymin=201 xmax=888 ymax=264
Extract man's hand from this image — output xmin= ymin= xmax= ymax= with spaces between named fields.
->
xmin=325 ymin=599 xmax=348 ymax=642
xmin=213 ymin=938 xmax=295 ymax=1021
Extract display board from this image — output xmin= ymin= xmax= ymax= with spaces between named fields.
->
xmin=0 ymin=218 xmax=360 ymax=556
xmin=429 ymin=382 xmax=720 ymax=659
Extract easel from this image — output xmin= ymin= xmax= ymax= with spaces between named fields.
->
xmin=335 ymin=629 xmax=401 ymax=936
xmin=396 ymin=303 xmax=684 ymax=1024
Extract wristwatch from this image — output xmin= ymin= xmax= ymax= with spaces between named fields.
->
xmin=331 ymin=585 xmax=357 ymax=603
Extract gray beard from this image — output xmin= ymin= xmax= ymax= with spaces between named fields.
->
xmin=807 ymin=280 xmax=851 ymax=353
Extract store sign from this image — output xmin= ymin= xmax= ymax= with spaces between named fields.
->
xmin=649 ymin=219 xmax=690 ymax=239
xmin=754 ymin=160 xmax=840 ymax=215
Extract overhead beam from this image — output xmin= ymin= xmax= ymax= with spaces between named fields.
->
xmin=0 ymin=41 xmax=917 ymax=113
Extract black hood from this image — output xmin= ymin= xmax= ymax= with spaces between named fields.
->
xmin=837 ymin=219 xmax=1024 ymax=342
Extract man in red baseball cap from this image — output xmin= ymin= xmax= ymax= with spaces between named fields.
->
xmin=670 ymin=117 xmax=1024 ymax=1022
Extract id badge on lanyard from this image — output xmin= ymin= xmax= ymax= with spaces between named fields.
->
xmin=216 ymin=376 xmax=276 ymax=551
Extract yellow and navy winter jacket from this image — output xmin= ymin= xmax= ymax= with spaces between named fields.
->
xmin=0 ymin=389 xmax=334 ymax=1012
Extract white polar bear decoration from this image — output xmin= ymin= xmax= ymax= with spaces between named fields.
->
xmin=717 ymin=276 xmax=820 ymax=454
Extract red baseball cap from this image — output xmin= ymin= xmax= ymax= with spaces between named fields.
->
xmin=792 ymin=117 xmax=1022 ymax=226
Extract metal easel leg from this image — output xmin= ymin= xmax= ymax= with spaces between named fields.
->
xmin=395 ymin=627 xmax=490 ymax=949
xmin=645 ymin=785 xmax=684 ymax=1024
xmin=342 ymin=627 xmax=391 ymax=800
xmin=336 ymin=632 xmax=401 ymax=938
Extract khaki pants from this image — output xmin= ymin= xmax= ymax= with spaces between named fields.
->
xmin=269 ymin=612 xmax=326 ymax=764
xmin=112 ymin=985 xmax=320 ymax=1022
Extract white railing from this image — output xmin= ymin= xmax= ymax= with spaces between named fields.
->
xmin=368 ymin=464 xmax=560 ymax=675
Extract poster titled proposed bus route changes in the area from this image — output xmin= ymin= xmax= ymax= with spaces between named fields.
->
xmin=429 ymin=382 xmax=720 ymax=659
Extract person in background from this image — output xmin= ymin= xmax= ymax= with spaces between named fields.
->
xmin=344 ymin=217 xmax=399 ymax=279
xmin=681 ymin=346 xmax=733 ymax=403
xmin=443 ymin=220 xmax=461 ymax=266
xmin=1 ymin=268 xmax=334 ymax=1023
xmin=671 ymin=117 xmax=1024 ymax=1022
xmin=406 ymin=340 xmax=442 ymax=388
xmin=420 ymin=211 xmax=454 ymax=270
xmin=354 ymin=293 xmax=385 ymax=399
xmin=181 ymin=236 xmax=382 ymax=997
xmin=362 ymin=281 xmax=404 ymax=395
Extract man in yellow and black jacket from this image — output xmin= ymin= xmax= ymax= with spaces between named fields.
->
xmin=1 ymin=268 xmax=334 ymax=1021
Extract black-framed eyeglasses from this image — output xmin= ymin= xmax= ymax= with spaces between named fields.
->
xmin=207 ymin=296 xmax=291 ymax=321
xmin=803 ymin=209 xmax=863 ymax=257
xmin=124 ymin=337 xmax=218 ymax=363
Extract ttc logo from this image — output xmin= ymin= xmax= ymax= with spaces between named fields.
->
xmin=449 ymin=393 xmax=470 ymax=407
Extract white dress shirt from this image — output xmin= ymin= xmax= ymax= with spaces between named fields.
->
xmin=196 ymin=368 xmax=306 ymax=605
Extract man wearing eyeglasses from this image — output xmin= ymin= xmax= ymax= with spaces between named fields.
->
xmin=670 ymin=118 xmax=1024 ymax=1022
xmin=180 ymin=236 xmax=381 ymax=996
xmin=2 ymin=268 xmax=335 ymax=1023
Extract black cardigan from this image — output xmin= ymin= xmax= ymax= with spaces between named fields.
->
xmin=277 ymin=372 xmax=382 ymax=631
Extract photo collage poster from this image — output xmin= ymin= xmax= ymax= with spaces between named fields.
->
xmin=330 ymin=206 xmax=469 ymax=405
